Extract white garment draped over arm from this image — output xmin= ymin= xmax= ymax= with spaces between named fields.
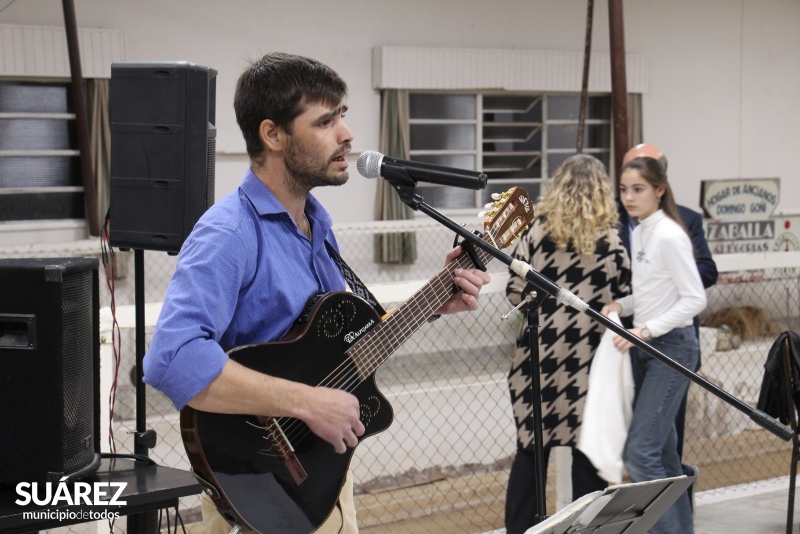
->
xmin=577 ymin=311 xmax=634 ymax=484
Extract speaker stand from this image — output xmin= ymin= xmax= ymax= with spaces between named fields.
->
xmin=128 ymin=249 xmax=158 ymax=533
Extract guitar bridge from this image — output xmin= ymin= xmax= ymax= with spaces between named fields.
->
xmin=257 ymin=416 xmax=308 ymax=486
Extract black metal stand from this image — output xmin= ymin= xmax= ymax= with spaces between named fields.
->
xmin=504 ymin=288 xmax=549 ymax=525
xmin=383 ymin=177 xmax=794 ymax=443
xmin=779 ymin=335 xmax=800 ymax=534
xmin=523 ymin=290 xmax=548 ymax=524
xmin=128 ymin=249 xmax=158 ymax=533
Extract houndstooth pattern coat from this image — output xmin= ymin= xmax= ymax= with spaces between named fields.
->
xmin=506 ymin=217 xmax=631 ymax=450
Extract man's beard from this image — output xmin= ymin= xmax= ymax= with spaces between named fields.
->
xmin=284 ymin=137 xmax=350 ymax=195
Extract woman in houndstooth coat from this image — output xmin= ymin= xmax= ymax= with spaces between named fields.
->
xmin=504 ymin=154 xmax=631 ymax=534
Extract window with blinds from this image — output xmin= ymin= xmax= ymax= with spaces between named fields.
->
xmin=0 ymin=81 xmax=83 ymax=222
xmin=408 ymin=92 xmax=612 ymax=211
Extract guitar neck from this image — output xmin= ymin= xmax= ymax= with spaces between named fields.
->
xmin=348 ymin=237 xmax=493 ymax=379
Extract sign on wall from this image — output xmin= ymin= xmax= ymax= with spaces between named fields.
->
xmin=700 ymin=178 xmax=798 ymax=277
xmin=700 ymin=178 xmax=780 ymax=220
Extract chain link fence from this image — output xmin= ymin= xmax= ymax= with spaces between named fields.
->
xmin=687 ymin=266 xmax=800 ymax=498
xmin=1 ymin=217 xmax=798 ymax=534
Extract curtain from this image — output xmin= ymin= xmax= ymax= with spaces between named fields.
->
xmin=373 ymin=89 xmax=417 ymax=264
xmin=627 ymin=92 xmax=643 ymax=147
xmin=86 ymin=78 xmax=111 ymax=230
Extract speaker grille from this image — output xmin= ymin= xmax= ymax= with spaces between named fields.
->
xmin=60 ymin=269 xmax=96 ymax=473
xmin=0 ymin=257 xmax=99 ymax=484
xmin=206 ymin=136 xmax=216 ymax=208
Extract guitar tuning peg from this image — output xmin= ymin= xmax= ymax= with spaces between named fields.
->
xmin=484 ymin=202 xmax=495 ymax=209
xmin=491 ymin=193 xmax=502 ymax=201
xmin=478 ymin=211 xmax=486 ymax=218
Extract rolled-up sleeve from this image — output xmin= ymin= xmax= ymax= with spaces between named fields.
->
xmin=143 ymin=224 xmax=250 ymax=409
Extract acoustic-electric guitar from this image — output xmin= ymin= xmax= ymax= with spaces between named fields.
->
xmin=180 ymin=187 xmax=533 ymax=533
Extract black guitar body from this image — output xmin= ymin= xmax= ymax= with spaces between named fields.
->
xmin=181 ymin=292 xmax=394 ymax=533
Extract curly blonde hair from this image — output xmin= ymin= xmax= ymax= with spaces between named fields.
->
xmin=538 ymin=154 xmax=619 ymax=256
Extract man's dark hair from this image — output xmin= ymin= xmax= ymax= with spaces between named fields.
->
xmin=234 ymin=52 xmax=347 ymax=161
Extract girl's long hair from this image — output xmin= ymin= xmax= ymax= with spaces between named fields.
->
xmin=621 ymin=156 xmax=689 ymax=237
xmin=538 ymin=154 xmax=618 ymax=256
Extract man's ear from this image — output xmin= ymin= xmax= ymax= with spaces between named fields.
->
xmin=259 ymin=119 xmax=284 ymax=152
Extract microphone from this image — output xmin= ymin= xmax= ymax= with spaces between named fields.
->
xmin=357 ymin=150 xmax=487 ymax=190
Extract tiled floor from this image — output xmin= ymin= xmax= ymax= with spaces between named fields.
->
xmin=695 ymin=477 xmax=799 ymax=534
xmin=484 ymin=477 xmax=800 ymax=534
xmin=177 ymin=477 xmax=799 ymax=533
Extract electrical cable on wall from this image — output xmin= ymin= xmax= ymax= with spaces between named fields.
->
xmin=100 ymin=211 xmax=122 ymax=534
xmin=101 ymin=211 xmax=122 ymax=455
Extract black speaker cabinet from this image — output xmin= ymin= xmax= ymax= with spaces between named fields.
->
xmin=109 ymin=61 xmax=217 ymax=253
xmin=0 ymin=257 xmax=101 ymax=484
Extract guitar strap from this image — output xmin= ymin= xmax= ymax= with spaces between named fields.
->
xmin=325 ymin=241 xmax=387 ymax=316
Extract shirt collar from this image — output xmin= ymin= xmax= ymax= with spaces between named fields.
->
xmin=239 ymin=168 xmax=334 ymax=228
xmin=640 ymin=209 xmax=666 ymax=227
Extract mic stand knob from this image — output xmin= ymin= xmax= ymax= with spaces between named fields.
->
xmin=501 ymin=291 xmax=537 ymax=321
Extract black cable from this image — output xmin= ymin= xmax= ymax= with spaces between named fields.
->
xmin=100 ymin=452 xmax=157 ymax=466
xmin=101 ymin=210 xmax=122 ymax=454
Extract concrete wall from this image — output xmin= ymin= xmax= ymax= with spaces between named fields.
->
xmin=1 ymin=0 xmax=797 ymax=227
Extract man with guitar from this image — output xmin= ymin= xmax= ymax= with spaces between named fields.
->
xmin=143 ymin=52 xmax=491 ymax=534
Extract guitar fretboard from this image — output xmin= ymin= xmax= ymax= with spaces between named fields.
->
xmin=347 ymin=237 xmax=493 ymax=380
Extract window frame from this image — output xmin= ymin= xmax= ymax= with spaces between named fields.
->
xmin=408 ymin=90 xmax=613 ymax=215
xmin=0 ymin=79 xmax=84 ymax=224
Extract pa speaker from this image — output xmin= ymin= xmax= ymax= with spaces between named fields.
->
xmin=0 ymin=257 xmax=101 ymax=485
xmin=109 ymin=61 xmax=217 ymax=254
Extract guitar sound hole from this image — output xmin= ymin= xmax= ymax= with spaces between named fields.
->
xmin=317 ymin=300 xmax=357 ymax=338
xmin=360 ymin=395 xmax=381 ymax=426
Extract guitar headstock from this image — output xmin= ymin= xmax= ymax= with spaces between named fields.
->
xmin=481 ymin=187 xmax=534 ymax=249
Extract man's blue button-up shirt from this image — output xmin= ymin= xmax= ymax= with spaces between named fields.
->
xmin=143 ymin=169 xmax=346 ymax=409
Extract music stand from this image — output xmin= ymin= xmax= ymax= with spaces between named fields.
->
xmin=524 ymin=475 xmax=695 ymax=534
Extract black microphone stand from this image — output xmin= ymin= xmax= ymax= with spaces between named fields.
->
xmin=380 ymin=174 xmax=794 ymax=445
xmin=504 ymin=288 xmax=549 ymax=524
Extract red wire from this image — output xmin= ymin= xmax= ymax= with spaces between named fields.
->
xmin=101 ymin=219 xmax=121 ymax=534
xmin=102 ymin=220 xmax=122 ymax=455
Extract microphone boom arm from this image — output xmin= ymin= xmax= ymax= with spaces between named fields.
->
xmin=391 ymin=184 xmax=793 ymax=442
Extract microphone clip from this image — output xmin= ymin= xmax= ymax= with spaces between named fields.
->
xmin=381 ymin=163 xmax=423 ymax=210
xmin=383 ymin=161 xmax=417 ymax=190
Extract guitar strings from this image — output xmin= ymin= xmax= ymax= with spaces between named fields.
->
xmin=329 ymin=229 xmax=496 ymax=388
xmin=271 ymin=248 xmax=487 ymax=447
xmin=271 ymin=263 xmax=462 ymax=446
xmin=271 ymin=247 xmax=489 ymax=447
